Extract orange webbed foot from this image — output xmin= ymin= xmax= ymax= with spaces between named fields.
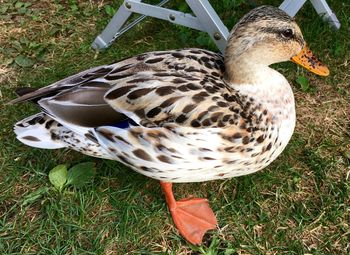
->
xmin=160 ymin=182 xmax=217 ymax=245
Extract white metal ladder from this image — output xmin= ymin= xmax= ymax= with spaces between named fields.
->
xmin=92 ymin=0 xmax=340 ymax=53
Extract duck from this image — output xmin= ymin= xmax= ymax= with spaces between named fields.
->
xmin=10 ymin=5 xmax=329 ymax=245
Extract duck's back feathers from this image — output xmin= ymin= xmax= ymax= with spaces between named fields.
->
xmin=11 ymin=49 xmax=230 ymax=130
xmin=10 ymin=49 xmax=224 ymax=104
xmin=9 ymin=65 xmax=115 ymax=104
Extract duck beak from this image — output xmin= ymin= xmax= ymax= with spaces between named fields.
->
xmin=291 ymin=45 xmax=329 ymax=76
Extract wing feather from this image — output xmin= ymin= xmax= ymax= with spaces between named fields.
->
xmin=12 ymin=48 xmax=253 ymax=131
xmin=92 ymin=49 xmax=224 ymax=128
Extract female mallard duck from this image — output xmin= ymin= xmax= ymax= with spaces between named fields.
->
xmin=11 ymin=6 xmax=329 ymax=244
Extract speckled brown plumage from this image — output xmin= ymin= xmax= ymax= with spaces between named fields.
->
xmin=11 ymin=5 xmax=328 ymax=183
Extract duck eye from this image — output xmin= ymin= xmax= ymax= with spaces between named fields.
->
xmin=281 ymin=29 xmax=294 ymax=38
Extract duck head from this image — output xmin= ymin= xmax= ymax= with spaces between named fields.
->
xmin=224 ymin=5 xmax=329 ymax=84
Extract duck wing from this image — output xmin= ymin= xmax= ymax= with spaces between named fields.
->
xmin=9 ymin=65 xmax=116 ymax=104
xmin=11 ymin=49 xmax=237 ymax=130
xmin=103 ymin=49 xmax=241 ymax=129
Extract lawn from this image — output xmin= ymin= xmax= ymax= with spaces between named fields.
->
xmin=0 ymin=0 xmax=349 ymax=254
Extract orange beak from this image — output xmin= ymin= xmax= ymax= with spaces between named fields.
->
xmin=291 ymin=45 xmax=329 ymax=76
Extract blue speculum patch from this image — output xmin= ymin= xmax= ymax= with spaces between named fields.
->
xmin=110 ymin=119 xmax=137 ymax=129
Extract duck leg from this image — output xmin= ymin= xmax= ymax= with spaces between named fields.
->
xmin=160 ymin=181 xmax=217 ymax=244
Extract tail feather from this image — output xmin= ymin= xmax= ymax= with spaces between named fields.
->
xmin=15 ymin=87 xmax=38 ymax=97
xmin=14 ymin=113 xmax=66 ymax=149
xmin=14 ymin=112 xmax=114 ymax=159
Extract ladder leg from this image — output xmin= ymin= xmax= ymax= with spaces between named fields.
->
xmin=186 ymin=0 xmax=229 ymax=53
xmin=310 ymin=0 xmax=340 ymax=29
xmin=279 ymin=0 xmax=307 ymax=17
xmin=92 ymin=1 xmax=137 ymax=50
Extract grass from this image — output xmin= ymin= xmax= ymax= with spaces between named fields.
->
xmin=0 ymin=0 xmax=349 ymax=254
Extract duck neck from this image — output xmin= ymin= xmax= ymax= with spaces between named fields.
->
xmin=224 ymin=56 xmax=295 ymax=125
xmin=224 ymin=46 xmax=278 ymax=85
xmin=223 ymin=45 xmax=295 ymax=115
xmin=224 ymin=57 xmax=269 ymax=85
